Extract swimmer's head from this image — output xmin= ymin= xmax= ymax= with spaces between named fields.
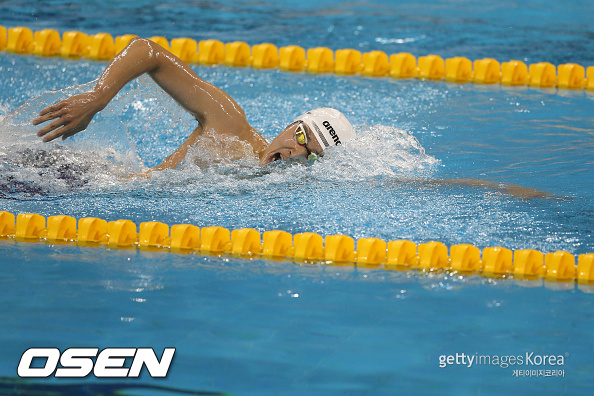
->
xmin=298 ymin=107 xmax=356 ymax=151
xmin=259 ymin=107 xmax=355 ymax=165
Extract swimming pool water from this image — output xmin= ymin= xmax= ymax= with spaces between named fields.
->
xmin=1 ymin=0 xmax=593 ymax=395
xmin=2 ymin=241 xmax=593 ymax=395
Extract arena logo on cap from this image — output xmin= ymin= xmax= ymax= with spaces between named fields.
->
xmin=17 ymin=347 xmax=175 ymax=378
xmin=322 ymin=121 xmax=341 ymax=145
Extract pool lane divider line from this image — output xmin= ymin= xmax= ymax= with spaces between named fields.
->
xmin=2 ymin=211 xmax=594 ymax=290
xmin=1 ymin=26 xmax=593 ymax=91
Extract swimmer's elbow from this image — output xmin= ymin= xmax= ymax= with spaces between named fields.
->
xmin=125 ymin=37 xmax=161 ymax=67
xmin=128 ymin=37 xmax=152 ymax=50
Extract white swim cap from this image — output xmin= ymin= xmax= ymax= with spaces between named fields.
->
xmin=296 ymin=108 xmax=355 ymax=151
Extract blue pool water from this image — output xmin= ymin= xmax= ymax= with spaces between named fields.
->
xmin=1 ymin=0 xmax=593 ymax=395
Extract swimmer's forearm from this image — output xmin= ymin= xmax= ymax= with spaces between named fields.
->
xmin=151 ymin=128 xmax=203 ymax=171
xmin=92 ymin=37 xmax=224 ymax=123
xmin=92 ymin=38 xmax=162 ymax=108
xmin=439 ymin=178 xmax=552 ymax=199
xmin=33 ymin=38 xmax=220 ymax=142
xmin=33 ymin=39 xmax=164 ymax=142
xmin=151 ymin=152 xmax=185 ymax=172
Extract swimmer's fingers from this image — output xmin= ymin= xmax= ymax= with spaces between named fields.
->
xmin=37 ymin=114 xmax=87 ymax=142
xmin=32 ymin=107 xmax=66 ymax=126
xmin=40 ymin=123 xmax=84 ymax=142
xmin=34 ymin=92 xmax=103 ymax=142
xmin=32 ymin=101 xmax=67 ymax=125
xmin=35 ymin=116 xmax=70 ymax=139
xmin=39 ymin=125 xmax=69 ymax=142
xmin=38 ymin=101 xmax=65 ymax=117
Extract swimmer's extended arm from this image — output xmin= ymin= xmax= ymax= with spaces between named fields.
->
xmin=33 ymin=38 xmax=251 ymax=144
xmin=425 ymin=178 xmax=553 ymax=199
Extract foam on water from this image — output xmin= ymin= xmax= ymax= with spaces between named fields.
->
xmin=0 ymin=78 xmax=439 ymax=199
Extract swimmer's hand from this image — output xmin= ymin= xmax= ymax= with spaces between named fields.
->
xmin=32 ymin=91 xmax=106 ymax=142
xmin=118 ymin=169 xmax=153 ymax=180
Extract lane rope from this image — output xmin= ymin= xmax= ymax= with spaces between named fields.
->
xmin=1 ymin=25 xmax=593 ymax=91
xmin=1 ymin=211 xmax=593 ymax=292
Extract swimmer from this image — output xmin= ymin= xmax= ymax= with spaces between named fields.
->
xmin=32 ymin=37 xmax=355 ymax=172
xmin=30 ymin=38 xmax=550 ymax=199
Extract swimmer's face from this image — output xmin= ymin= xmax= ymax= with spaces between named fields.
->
xmin=259 ymin=121 xmax=324 ymax=165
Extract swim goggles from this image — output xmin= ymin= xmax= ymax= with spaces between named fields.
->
xmin=294 ymin=121 xmax=319 ymax=162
